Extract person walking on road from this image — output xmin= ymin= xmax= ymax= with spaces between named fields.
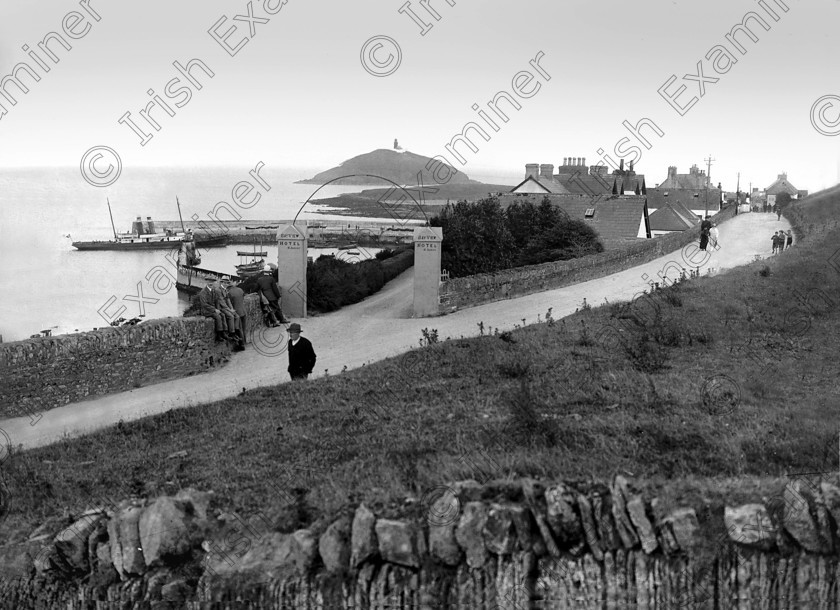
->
xmin=709 ymin=223 xmax=719 ymax=249
xmin=287 ymin=323 xmax=316 ymax=380
xmin=785 ymin=230 xmax=793 ymax=250
xmin=775 ymin=204 xmax=782 ymax=221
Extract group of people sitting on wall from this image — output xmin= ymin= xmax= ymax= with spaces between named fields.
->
xmin=196 ymin=266 xmax=288 ymax=349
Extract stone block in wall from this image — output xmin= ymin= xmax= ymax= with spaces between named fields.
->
xmin=117 ymin=505 xmax=146 ymax=576
xmin=545 ymin=484 xmax=584 ymax=550
xmin=455 ymin=502 xmax=490 ymax=568
xmin=521 ymin=478 xmax=560 ymax=558
xmin=351 ymin=504 xmax=378 ymax=567
xmin=576 ymin=493 xmax=604 ymax=561
xmin=375 ymin=519 xmax=422 ymax=569
xmin=483 ymin=504 xmax=516 ymax=555
xmin=659 ymin=507 xmax=699 ymax=554
xmin=821 ymin=481 xmax=840 ymax=539
xmin=429 ymin=510 xmax=462 ymax=566
xmin=319 ymin=516 xmax=351 ymax=575
xmin=610 ymin=477 xmax=640 ymax=550
xmin=592 ymin=489 xmax=621 ymax=552
xmin=782 ymin=479 xmax=833 ymax=554
xmin=53 ymin=513 xmax=105 ymax=573
xmin=724 ymin=504 xmax=776 ymax=551
xmin=290 ymin=529 xmax=317 ymax=574
xmin=625 ymin=496 xmax=657 ymax=554
xmin=138 ymin=496 xmax=194 ymax=566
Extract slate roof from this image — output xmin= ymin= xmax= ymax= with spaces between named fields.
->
xmin=765 ymin=175 xmax=800 ymax=196
xmin=498 ymin=193 xmax=649 ymax=247
xmin=510 ymin=175 xmax=571 ymax=194
xmin=657 ymin=169 xmax=707 ymax=190
xmin=646 ymin=188 xmax=720 ymax=216
xmin=554 ymin=172 xmax=616 ymax=196
xmin=649 ymin=204 xmax=696 ymax=232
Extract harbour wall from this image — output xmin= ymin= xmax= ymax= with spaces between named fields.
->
xmin=0 ymin=295 xmax=265 ymax=420
xmin=1 ymin=474 xmax=838 ymax=608
xmin=439 ymin=205 xmax=737 ymax=314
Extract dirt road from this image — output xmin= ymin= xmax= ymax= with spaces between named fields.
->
xmin=4 ymin=212 xmax=791 ymax=450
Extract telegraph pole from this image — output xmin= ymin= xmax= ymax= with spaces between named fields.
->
xmin=704 ymin=154 xmax=715 ymax=216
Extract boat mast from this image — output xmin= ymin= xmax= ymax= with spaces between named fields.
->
xmin=107 ymin=198 xmax=117 ymax=239
xmin=176 ymin=197 xmax=186 ymax=233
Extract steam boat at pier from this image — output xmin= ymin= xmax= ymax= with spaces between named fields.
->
xmin=71 ymin=199 xmax=230 ymax=251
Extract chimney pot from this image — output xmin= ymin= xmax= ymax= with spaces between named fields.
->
xmin=540 ymin=164 xmax=555 ymax=181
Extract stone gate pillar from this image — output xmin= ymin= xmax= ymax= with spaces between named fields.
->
xmin=413 ymin=226 xmax=443 ymax=317
xmin=277 ymin=222 xmax=308 ymax=319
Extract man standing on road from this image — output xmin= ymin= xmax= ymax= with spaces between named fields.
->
xmin=256 ymin=265 xmax=288 ymax=326
xmin=287 ymin=323 xmax=316 ymax=380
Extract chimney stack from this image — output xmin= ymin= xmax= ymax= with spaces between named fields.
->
xmin=525 ymin=163 xmax=540 ymax=180
xmin=668 ymin=166 xmax=677 ymax=178
xmin=619 ymin=158 xmax=625 ymax=172
xmin=540 ymin=164 xmax=554 ymax=181
xmin=582 ymin=158 xmax=586 ymax=166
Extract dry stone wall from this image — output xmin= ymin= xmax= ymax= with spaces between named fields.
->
xmin=2 ymin=473 xmax=838 ymax=608
xmin=0 ymin=294 xmax=265 ymax=420
xmin=439 ymin=206 xmax=737 ymax=313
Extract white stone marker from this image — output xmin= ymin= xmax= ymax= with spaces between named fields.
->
xmin=277 ymin=222 xmax=308 ymax=319
xmin=413 ymin=226 xmax=443 ymax=317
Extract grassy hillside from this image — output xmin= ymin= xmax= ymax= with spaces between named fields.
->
xmin=2 ymin=186 xmax=839 ymax=542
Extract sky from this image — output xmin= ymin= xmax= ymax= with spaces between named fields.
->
xmin=0 ymin=0 xmax=838 ymax=192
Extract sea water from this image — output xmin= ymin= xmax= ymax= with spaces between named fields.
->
xmin=0 ymin=166 xmax=416 ymax=343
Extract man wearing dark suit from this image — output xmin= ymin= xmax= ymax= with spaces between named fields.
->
xmin=224 ymin=279 xmax=247 ymax=351
xmin=256 ymin=266 xmax=287 ymax=325
xmin=287 ymin=323 xmax=316 ymax=380
xmin=197 ymin=279 xmax=226 ymax=341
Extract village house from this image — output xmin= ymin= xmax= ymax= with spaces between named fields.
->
xmin=500 ymin=174 xmax=651 ymax=249
xmin=647 ymin=201 xmax=698 ymax=237
xmin=765 ymin=172 xmax=808 ymax=200
xmin=509 ymin=158 xmax=646 ymax=198
xmin=648 ymin=164 xmax=722 ymax=219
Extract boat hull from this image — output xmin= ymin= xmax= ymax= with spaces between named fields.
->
xmin=176 ymin=264 xmax=237 ymax=295
xmin=72 ymin=235 xmax=230 ymax=251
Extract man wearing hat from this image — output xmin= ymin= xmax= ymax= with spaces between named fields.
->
xmin=226 ymin=278 xmax=248 ymax=347
xmin=287 ymin=323 xmax=316 ymax=380
xmin=197 ymin=278 xmax=226 ymax=342
xmin=256 ymin=265 xmax=287 ymax=326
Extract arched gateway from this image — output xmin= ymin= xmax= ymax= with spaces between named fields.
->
xmin=279 ymin=175 xmax=442 ymax=318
